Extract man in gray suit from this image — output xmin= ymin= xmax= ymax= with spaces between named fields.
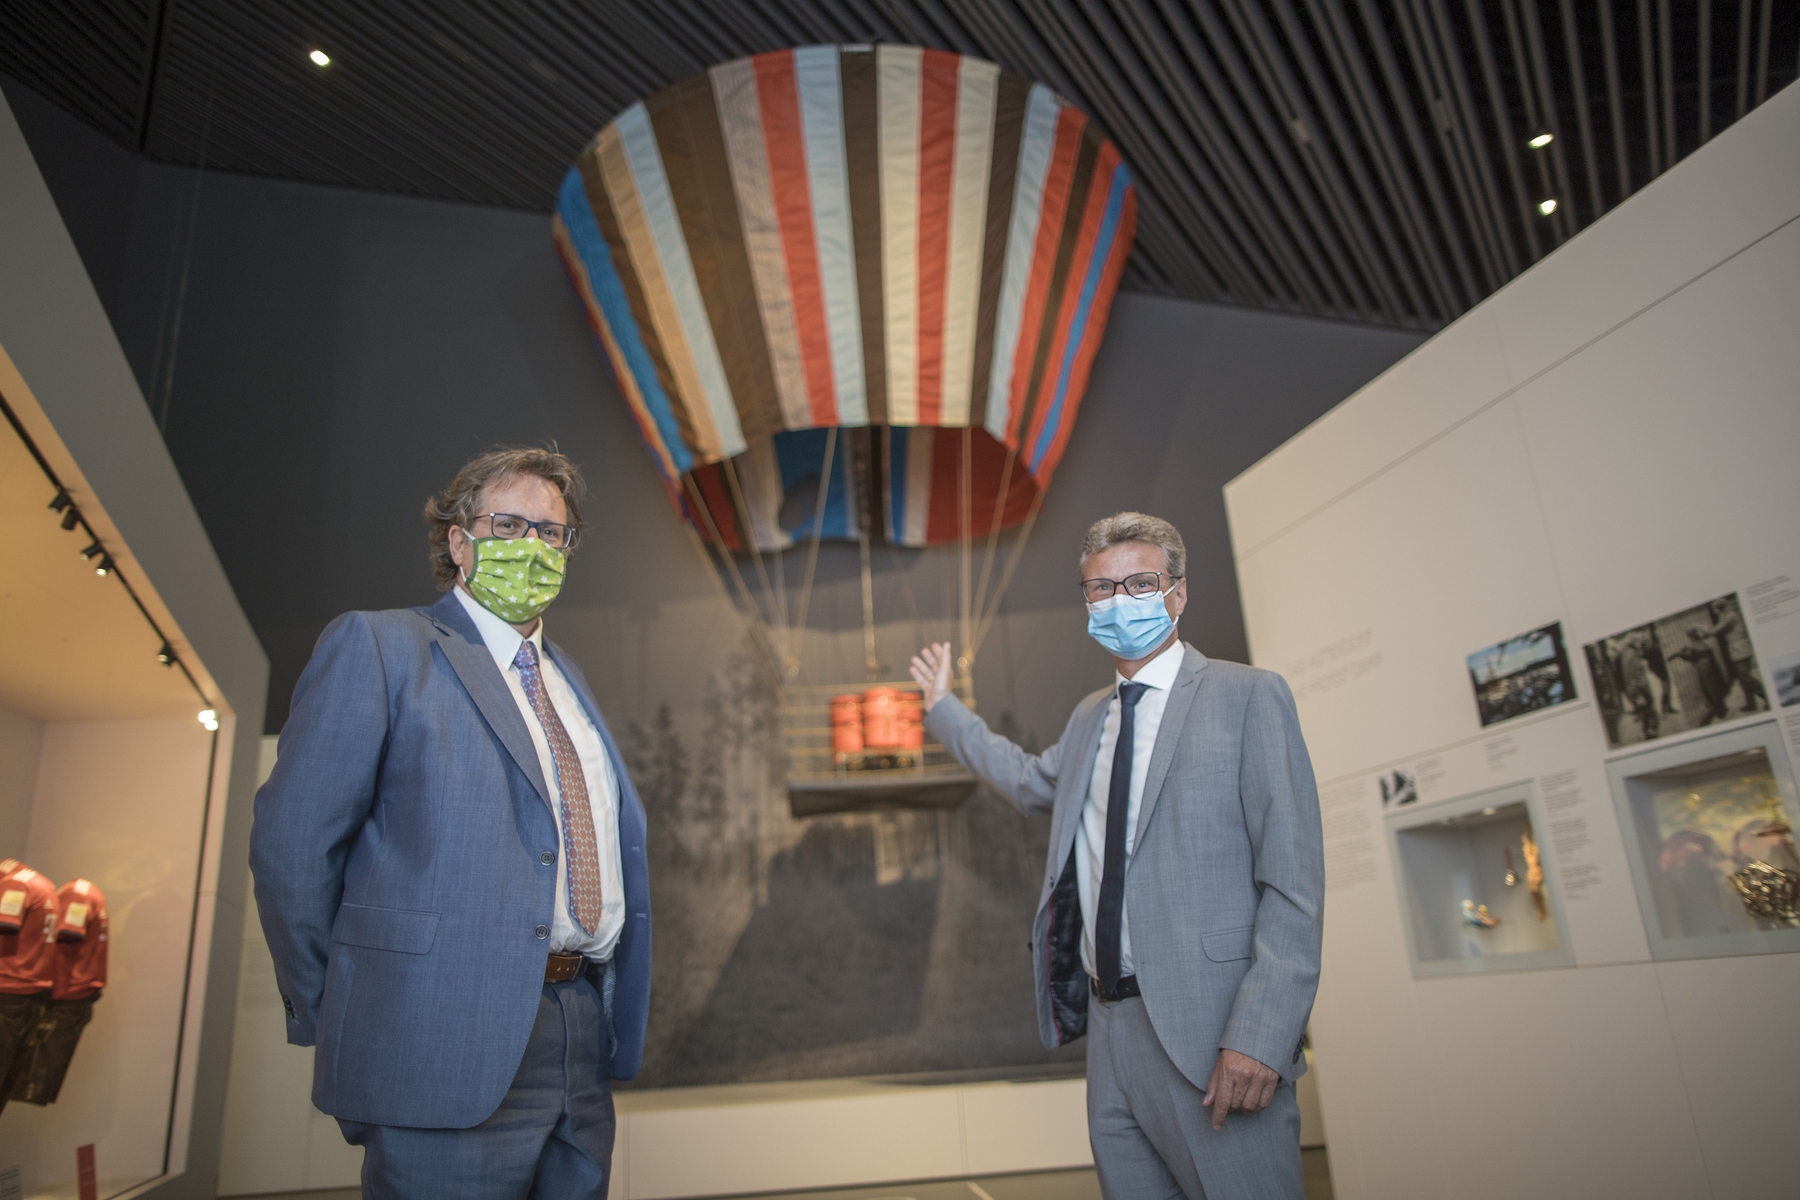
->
xmin=911 ymin=512 xmax=1322 ymax=1200
xmin=252 ymin=447 xmax=650 ymax=1199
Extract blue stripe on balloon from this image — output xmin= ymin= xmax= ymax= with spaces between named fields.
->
xmin=886 ymin=427 xmax=909 ymax=542
xmin=772 ymin=428 xmax=854 ymax=540
xmin=1029 ymin=164 xmax=1129 ymax=473
xmin=557 ymin=168 xmax=694 ymax=474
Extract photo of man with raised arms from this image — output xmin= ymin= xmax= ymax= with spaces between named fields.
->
xmin=912 ymin=511 xmax=1324 ymax=1200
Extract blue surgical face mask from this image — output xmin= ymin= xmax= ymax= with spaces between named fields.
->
xmin=1086 ymin=584 xmax=1178 ymax=660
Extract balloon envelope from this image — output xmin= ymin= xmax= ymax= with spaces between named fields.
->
xmin=555 ymin=44 xmax=1135 ymax=550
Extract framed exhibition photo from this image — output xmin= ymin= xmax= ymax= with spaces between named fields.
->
xmin=1384 ymin=782 xmax=1575 ymax=978
xmin=1604 ymin=721 xmax=1800 ymax=961
xmin=1467 ymin=622 xmax=1576 ymax=728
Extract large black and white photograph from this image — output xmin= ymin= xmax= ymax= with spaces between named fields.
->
xmin=1467 ymin=622 xmax=1575 ymax=728
xmin=1583 ymin=593 xmax=1772 ymax=750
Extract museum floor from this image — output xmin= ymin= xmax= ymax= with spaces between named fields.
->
xmin=226 ymin=1149 xmax=1334 ymax=1199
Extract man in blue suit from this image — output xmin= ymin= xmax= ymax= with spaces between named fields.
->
xmin=252 ymin=446 xmax=650 ymax=1199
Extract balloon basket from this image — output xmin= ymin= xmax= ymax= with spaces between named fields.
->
xmin=782 ymin=680 xmax=978 ymax=818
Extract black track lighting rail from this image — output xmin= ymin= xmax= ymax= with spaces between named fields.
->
xmin=0 ymin=389 xmax=212 ymax=710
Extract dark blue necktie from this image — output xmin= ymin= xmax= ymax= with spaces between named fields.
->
xmin=1096 ymin=681 xmax=1149 ymax=991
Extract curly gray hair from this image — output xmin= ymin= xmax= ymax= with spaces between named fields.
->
xmin=1078 ymin=512 xmax=1186 ymax=578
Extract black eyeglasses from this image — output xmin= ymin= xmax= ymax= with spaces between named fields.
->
xmin=472 ymin=513 xmax=578 ymax=550
xmin=1080 ymin=571 xmax=1179 ymax=603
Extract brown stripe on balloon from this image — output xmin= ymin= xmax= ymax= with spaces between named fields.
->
xmin=1012 ymin=125 xmax=1099 ymax=459
xmin=648 ymin=73 xmax=784 ymax=447
xmin=840 ymin=45 xmax=887 ymax=427
xmin=577 ymin=146 xmax=701 ymax=457
xmin=966 ymin=68 xmax=1028 ymax=432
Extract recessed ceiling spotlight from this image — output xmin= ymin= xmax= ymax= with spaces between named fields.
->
xmin=309 ymin=49 xmax=331 ymax=67
xmin=1529 ymin=132 xmax=1554 ymax=148
xmin=1538 ymin=198 xmax=1558 ymax=215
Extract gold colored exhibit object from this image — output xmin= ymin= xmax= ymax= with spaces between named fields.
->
xmin=1727 ymin=860 xmax=1800 ymax=924
xmin=1521 ymin=828 xmax=1548 ymax=922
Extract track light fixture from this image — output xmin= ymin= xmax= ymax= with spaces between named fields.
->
xmin=95 ymin=555 xmax=115 ymax=577
xmin=1529 ymin=132 xmax=1554 ymax=149
xmin=48 ymin=489 xmax=71 ymax=512
xmin=198 ymin=708 xmax=219 ymax=731
xmin=80 ymin=540 xmax=103 ymax=560
xmin=61 ymin=508 xmax=80 ymax=530
xmin=158 ymin=641 xmax=176 ymax=666
xmin=1538 ymin=199 xmax=1558 ymax=215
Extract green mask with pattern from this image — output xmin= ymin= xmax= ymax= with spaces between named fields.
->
xmin=461 ymin=535 xmax=566 ymax=624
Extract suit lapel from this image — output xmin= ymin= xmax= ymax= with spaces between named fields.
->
xmin=1132 ymin=644 xmax=1208 ymax=852
xmin=429 ymin=593 xmax=552 ymax=808
xmin=1049 ymin=690 xmax=1111 ymax=878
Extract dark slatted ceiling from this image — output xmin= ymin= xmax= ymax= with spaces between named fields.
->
xmin=3 ymin=1 xmax=1796 ymax=330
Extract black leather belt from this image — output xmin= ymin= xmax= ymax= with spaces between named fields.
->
xmin=1090 ymin=974 xmax=1140 ymax=1003
xmin=544 ymin=952 xmax=585 ymax=983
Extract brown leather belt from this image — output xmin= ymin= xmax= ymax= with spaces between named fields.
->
xmin=544 ymin=952 xmax=585 ymax=983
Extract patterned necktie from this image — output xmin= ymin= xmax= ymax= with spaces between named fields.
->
xmin=513 ymin=640 xmax=603 ymax=933
xmin=1096 ymin=681 xmax=1149 ymax=991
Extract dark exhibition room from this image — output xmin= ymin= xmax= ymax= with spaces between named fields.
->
xmin=0 ymin=3 xmax=1795 ymax=1199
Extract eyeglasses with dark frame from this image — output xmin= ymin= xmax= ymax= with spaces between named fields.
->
xmin=1080 ymin=570 xmax=1180 ymax=603
xmin=470 ymin=512 xmax=578 ymax=550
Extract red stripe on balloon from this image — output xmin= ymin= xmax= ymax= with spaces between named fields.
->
xmin=1003 ymin=106 xmax=1085 ymax=446
xmin=913 ymin=50 xmax=960 ymax=427
xmin=753 ymin=51 xmax=839 ymax=426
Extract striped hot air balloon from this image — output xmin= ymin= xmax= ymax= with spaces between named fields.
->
xmin=554 ymin=44 xmax=1135 ymax=552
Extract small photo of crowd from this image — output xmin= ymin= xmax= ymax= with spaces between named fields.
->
xmin=1583 ymin=592 xmax=1771 ymax=750
xmin=1771 ymin=648 xmax=1800 ymax=708
xmin=1467 ymin=622 xmax=1575 ymax=728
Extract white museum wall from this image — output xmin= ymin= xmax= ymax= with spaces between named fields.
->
xmin=0 ymin=719 xmax=216 ymax=1193
xmin=1224 ymin=81 xmax=1800 ymax=1200
xmin=1 ymin=79 xmax=269 ymax=1200
xmin=0 ymin=708 xmax=41 ymax=853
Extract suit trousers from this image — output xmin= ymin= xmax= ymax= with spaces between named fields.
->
xmin=339 ymin=966 xmax=616 ymax=1199
xmin=1087 ymin=991 xmax=1303 ymax=1200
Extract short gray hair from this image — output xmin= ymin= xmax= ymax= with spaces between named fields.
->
xmin=1078 ymin=512 xmax=1186 ymax=578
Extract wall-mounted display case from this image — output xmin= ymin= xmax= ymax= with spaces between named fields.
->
xmin=1385 ymin=782 xmax=1574 ymax=978
xmin=1605 ymin=721 xmax=1800 ymax=961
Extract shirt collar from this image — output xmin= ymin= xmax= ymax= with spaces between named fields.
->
xmin=452 ymin=584 xmax=544 ymax=674
xmin=1117 ymin=637 xmax=1185 ymax=693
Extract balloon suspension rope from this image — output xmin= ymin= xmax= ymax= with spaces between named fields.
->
xmin=787 ymin=425 xmax=838 ymax=680
xmin=970 ymin=444 xmax=1018 ymax=641
xmin=957 ymin=427 xmax=973 ymax=685
xmin=969 ymin=488 xmax=1047 ymax=661
xmin=681 ymin=474 xmax=783 ymax=687
xmin=859 ymin=532 xmax=879 ymax=682
xmin=719 ymin=455 xmax=789 ymax=665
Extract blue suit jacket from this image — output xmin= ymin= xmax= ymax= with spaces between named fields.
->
xmin=250 ymin=590 xmax=652 ymax=1129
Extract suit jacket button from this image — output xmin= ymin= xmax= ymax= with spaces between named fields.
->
xmin=534 ymin=925 xmax=549 ymax=939
xmin=540 ymin=852 xmax=556 ymax=865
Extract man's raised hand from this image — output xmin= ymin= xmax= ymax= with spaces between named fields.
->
xmin=908 ymin=642 xmax=955 ymax=712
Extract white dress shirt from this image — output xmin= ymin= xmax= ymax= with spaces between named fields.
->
xmin=454 ymin=586 xmax=625 ymax=961
xmin=1076 ymin=637 xmax=1185 ymax=979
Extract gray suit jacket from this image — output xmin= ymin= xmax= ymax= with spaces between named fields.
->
xmin=924 ymin=643 xmax=1322 ymax=1088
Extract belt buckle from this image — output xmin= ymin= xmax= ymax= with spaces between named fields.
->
xmin=545 ymin=952 xmax=584 ymax=983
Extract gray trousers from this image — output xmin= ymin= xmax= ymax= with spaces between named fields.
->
xmin=339 ymin=967 xmax=616 ymax=1199
xmin=1088 ymin=992 xmax=1303 ymax=1200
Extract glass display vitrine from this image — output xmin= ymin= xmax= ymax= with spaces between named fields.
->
xmin=1605 ymin=722 xmax=1800 ymax=960
xmin=1385 ymin=782 xmax=1574 ymax=977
